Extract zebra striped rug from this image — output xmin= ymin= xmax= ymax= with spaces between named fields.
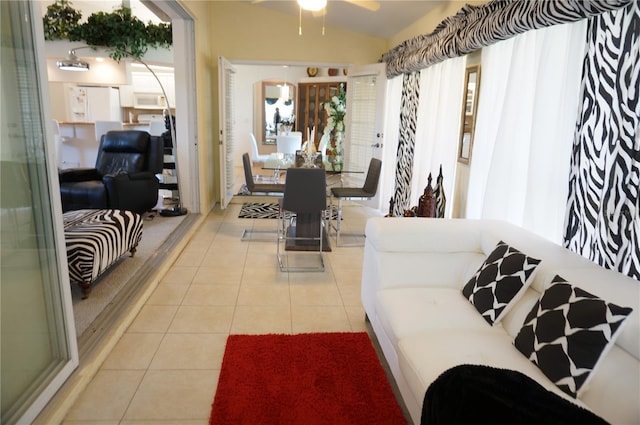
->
xmin=239 ymin=202 xmax=339 ymax=220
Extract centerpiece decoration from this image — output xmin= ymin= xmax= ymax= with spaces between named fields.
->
xmin=281 ymin=115 xmax=295 ymax=134
xmin=322 ymin=83 xmax=346 ymax=171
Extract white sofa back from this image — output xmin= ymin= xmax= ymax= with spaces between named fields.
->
xmin=362 ymin=217 xmax=639 ymax=423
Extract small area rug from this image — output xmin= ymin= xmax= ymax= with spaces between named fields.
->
xmin=239 ymin=202 xmax=338 ymax=220
xmin=209 ymin=332 xmax=406 ymax=425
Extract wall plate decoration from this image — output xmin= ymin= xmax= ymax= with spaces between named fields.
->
xmin=307 ymin=67 xmax=318 ymax=77
xmin=328 ymin=68 xmax=338 ymax=76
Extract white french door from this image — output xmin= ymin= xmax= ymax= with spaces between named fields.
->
xmin=218 ymin=56 xmax=236 ymax=209
xmin=345 ymin=63 xmax=387 ymax=210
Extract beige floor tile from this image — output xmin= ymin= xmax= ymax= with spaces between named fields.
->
xmin=149 ymin=333 xmax=227 ymax=370
xmin=236 ymin=283 xmax=290 ymax=306
xmin=291 ymin=305 xmax=352 ymax=333
xmin=123 ymin=370 xmax=218 ymax=421
xmin=288 ymin=269 xmax=336 ymax=285
xmin=290 ymin=282 xmax=343 ymax=306
xmin=128 ymin=305 xmax=178 ymax=333
xmin=230 ymin=305 xmax=291 ymax=334
xmin=192 ymin=266 xmax=243 ymax=285
xmin=241 ymin=265 xmax=288 ymax=285
xmin=182 ymin=284 xmax=240 ymax=306
xmin=160 ymin=266 xmax=198 ymax=285
xmin=101 ymin=333 xmax=164 ymax=370
xmin=168 ymin=305 xmax=235 ymax=333
xmin=200 ymin=250 xmax=247 ymax=269
xmin=345 ymin=305 xmax=368 ymax=332
xmin=65 ymin=370 xmax=145 ymax=421
xmin=182 ymin=239 xmax=212 ymax=254
xmin=173 ymin=250 xmax=206 ymax=267
xmin=337 ymin=283 xmax=362 ymax=306
xmin=62 ymin=420 xmax=120 ymax=425
xmin=333 ymin=267 xmax=362 ymax=286
xmin=146 ymin=282 xmax=189 ymax=305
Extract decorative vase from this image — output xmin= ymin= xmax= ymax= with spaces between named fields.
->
xmin=330 ymin=131 xmax=344 ymax=171
xmin=418 ymin=173 xmax=436 ymax=217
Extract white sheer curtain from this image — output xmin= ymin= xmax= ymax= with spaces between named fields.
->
xmin=410 ymin=57 xmax=466 ymax=217
xmin=380 ymin=75 xmax=403 ymax=215
xmin=466 ymin=20 xmax=588 ymax=243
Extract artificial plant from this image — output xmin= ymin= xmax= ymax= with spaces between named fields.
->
xmin=43 ymin=0 xmax=172 ymax=61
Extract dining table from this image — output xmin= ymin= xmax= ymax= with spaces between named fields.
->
xmin=264 ymin=151 xmax=362 ymax=252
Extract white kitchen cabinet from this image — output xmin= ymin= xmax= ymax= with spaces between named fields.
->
xmin=119 ymin=85 xmax=134 ymax=107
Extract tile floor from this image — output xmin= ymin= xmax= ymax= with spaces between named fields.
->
xmin=62 ymin=199 xmax=382 ymax=424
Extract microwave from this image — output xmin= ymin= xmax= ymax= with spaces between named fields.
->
xmin=133 ymin=93 xmax=166 ymax=109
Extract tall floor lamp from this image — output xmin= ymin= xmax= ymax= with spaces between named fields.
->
xmin=57 ymin=47 xmax=187 ymax=216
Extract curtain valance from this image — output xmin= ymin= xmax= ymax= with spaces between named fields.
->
xmin=382 ymin=0 xmax=631 ymax=78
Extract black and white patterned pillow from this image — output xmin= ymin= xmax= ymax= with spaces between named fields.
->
xmin=462 ymin=241 xmax=541 ymax=325
xmin=514 ymin=275 xmax=633 ymax=398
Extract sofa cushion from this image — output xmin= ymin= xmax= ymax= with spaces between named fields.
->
xmin=376 ymin=288 xmax=501 ymax=346
xmin=514 ymin=275 xmax=634 ymax=398
xmin=462 ymin=241 xmax=541 ymax=325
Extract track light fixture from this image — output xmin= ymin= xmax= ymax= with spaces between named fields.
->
xmin=56 ymin=49 xmax=90 ymax=71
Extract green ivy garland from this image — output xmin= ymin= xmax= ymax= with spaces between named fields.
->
xmin=43 ymin=0 xmax=172 ymax=61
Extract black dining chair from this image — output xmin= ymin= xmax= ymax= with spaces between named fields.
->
xmin=329 ymin=158 xmax=382 ymax=246
xmin=241 ymin=152 xmax=286 ymax=241
xmin=277 ymin=167 xmax=327 ymax=272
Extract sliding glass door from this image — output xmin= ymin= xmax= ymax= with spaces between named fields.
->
xmin=1 ymin=2 xmax=78 ymax=424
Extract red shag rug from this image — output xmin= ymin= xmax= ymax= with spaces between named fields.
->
xmin=209 ymin=332 xmax=406 ymax=425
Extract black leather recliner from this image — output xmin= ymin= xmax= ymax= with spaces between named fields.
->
xmin=59 ymin=130 xmax=163 ymax=213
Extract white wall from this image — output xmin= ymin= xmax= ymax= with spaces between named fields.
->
xmin=231 ymin=64 xmax=308 ymax=164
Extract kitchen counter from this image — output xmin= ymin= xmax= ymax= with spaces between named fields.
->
xmin=57 ymin=122 xmax=152 ymax=169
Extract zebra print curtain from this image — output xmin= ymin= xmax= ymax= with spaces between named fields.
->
xmin=564 ymin=1 xmax=640 ymax=279
xmin=383 ymin=0 xmax=632 ymax=78
xmin=391 ymin=72 xmax=420 ymax=216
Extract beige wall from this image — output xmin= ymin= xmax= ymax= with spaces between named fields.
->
xmin=177 ymin=1 xmax=216 ymax=213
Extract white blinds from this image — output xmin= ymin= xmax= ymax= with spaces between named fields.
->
xmin=346 ymin=75 xmax=377 ymax=176
xmin=223 ymin=65 xmax=235 ymax=194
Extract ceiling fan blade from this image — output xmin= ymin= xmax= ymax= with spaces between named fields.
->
xmin=342 ymin=0 xmax=380 ymax=12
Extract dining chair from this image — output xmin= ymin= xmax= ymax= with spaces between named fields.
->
xmin=277 ymin=167 xmax=327 ymax=272
xmin=276 ymin=133 xmax=302 ymax=155
xmin=241 ymin=153 xmax=286 ymax=241
xmin=250 ymin=132 xmax=270 ymax=166
xmin=329 ymin=158 xmax=382 ymax=246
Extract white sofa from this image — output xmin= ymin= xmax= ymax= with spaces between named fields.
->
xmin=362 ymin=218 xmax=639 ymax=425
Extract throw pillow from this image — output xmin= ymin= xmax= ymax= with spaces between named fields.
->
xmin=462 ymin=241 xmax=541 ymax=325
xmin=514 ymin=275 xmax=633 ymax=398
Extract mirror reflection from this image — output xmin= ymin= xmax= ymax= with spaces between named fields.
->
xmin=263 ymin=80 xmax=296 ymax=144
xmin=458 ymin=65 xmax=480 ymax=163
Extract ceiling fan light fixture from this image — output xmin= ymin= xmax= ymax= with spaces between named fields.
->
xmin=57 ymin=50 xmax=90 ymax=72
xmin=297 ymin=0 xmax=327 ymax=12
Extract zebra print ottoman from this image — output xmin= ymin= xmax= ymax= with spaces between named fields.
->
xmin=63 ymin=209 xmax=143 ymax=299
